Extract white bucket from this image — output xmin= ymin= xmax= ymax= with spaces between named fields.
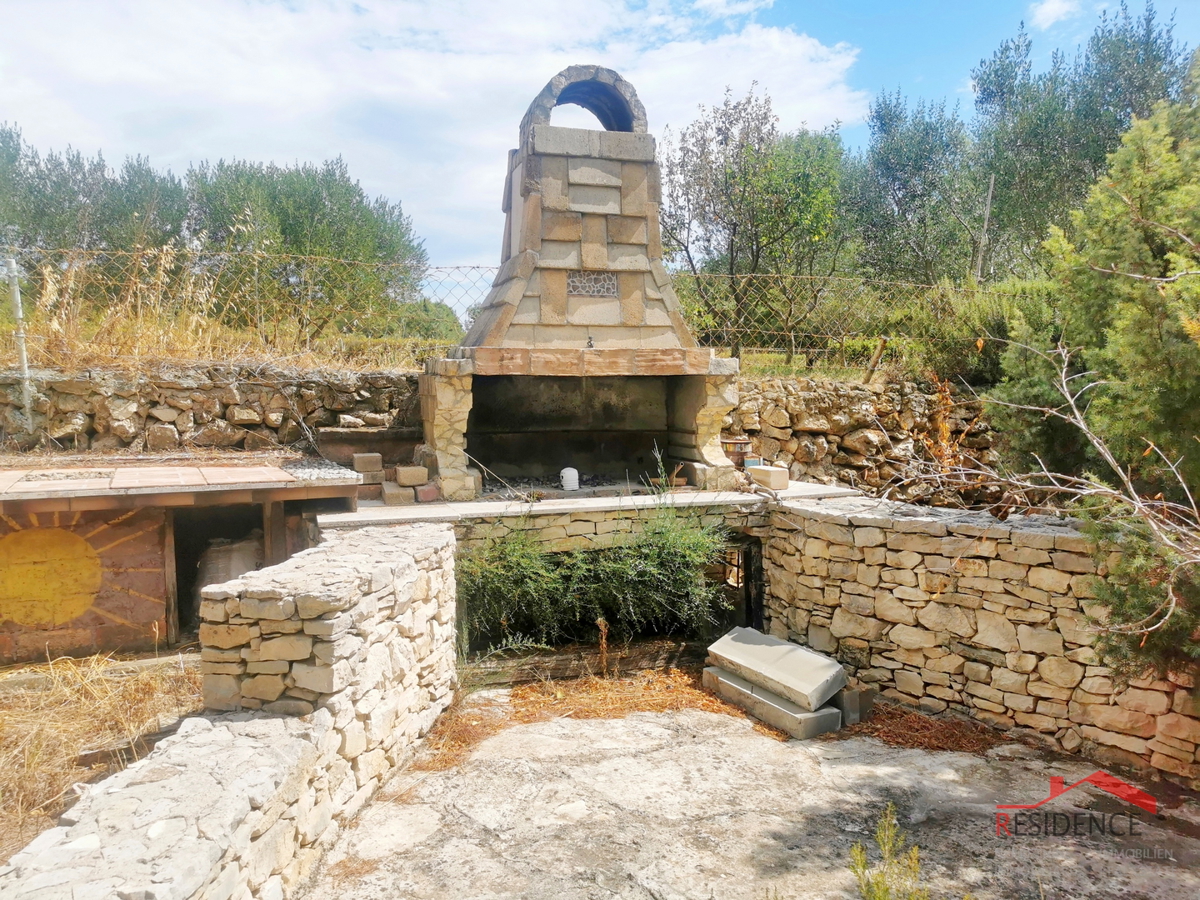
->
xmin=560 ymin=467 xmax=580 ymax=491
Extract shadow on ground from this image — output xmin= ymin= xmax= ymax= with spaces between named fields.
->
xmin=299 ymin=696 xmax=1200 ymax=900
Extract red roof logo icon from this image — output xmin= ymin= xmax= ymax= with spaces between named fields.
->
xmin=997 ymin=771 xmax=1157 ymax=815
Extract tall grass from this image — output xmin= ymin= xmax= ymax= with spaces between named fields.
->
xmin=0 ymin=654 xmax=202 ymax=862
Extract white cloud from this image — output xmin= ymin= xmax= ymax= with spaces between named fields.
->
xmin=691 ymin=0 xmax=776 ymax=17
xmin=0 ymin=0 xmax=867 ymax=264
xmin=1029 ymin=0 xmax=1082 ymax=30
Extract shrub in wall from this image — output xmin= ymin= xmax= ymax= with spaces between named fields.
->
xmin=458 ymin=507 xmax=729 ymax=652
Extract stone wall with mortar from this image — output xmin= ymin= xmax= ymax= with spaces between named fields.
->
xmin=0 ymin=522 xmax=456 ymax=900
xmin=729 ymin=378 xmax=996 ymax=500
xmin=763 ymin=495 xmax=1200 ymax=788
xmin=0 ymin=368 xmax=419 ymax=451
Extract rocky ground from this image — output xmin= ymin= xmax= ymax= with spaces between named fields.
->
xmin=300 ymin=697 xmax=1200 ymax=900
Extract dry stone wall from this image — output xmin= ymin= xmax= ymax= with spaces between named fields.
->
xmin=0 ymin=368 xmax=419 ymax=451
xmin=764 ymin=495 xmax=1200 ymax=788
xmin=0 ymin=522 xmax=456 ymax=900
xmin=453 ymin=497 xmax=770 ymax=555
xmin=730 ymin=378 xmax=996 ymax=500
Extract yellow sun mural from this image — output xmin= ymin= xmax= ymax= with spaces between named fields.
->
xmin=0 ymin=509 xmax=168 ymax=662
xmin=0 ymin=527 xmax=103 ymax=625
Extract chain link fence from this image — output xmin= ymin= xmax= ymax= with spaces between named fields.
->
xmin=0 ymin=249 xmax=1011 ymax=378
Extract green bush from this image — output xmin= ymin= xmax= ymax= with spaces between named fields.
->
xmin=1075 ymin=499 xmax=1200 ymax=681
xmin=457 ymin=507 xmax=729 ymax=652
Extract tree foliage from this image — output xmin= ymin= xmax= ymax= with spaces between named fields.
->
xmin=0 ymin=125 xmax=449 ymax=344
xmin=993 ymin=51 xmax=1200 ymax=492
xmin=971 ymin=4 xmax=1188 ymax=274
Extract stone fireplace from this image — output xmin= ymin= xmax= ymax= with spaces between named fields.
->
xmin=419 ymin=65 xmax=739 ymax=500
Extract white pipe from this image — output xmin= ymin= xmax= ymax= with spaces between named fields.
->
xmin=6 ymin=256 xmax=34 ymax=435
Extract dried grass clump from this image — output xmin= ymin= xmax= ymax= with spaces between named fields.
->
xmin=324 ymin=854 xmax=381 ymax=885
xmin=833 ymin=701 xmax=1008 ymax=755
xmin=510 ymin=667 xmax=782 ymax=735
xmin=0 ymin=654 xmax=202 ymax=862
xmin=409 ymin=691 xmax=515 ymax=774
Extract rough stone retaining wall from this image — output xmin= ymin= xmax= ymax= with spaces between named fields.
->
xmin=0 ymin=522 xmax=456 ymax=900
xmin=763 ymin=495 xmax=1200 ymax=787
xmin=730 ymin=378 xmax=996 ymax=500
xmin=0 ymin=368 xmax=419 ymax=450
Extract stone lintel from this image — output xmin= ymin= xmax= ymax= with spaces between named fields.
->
xmin=455 ymin=348 xmax=714 ymax=377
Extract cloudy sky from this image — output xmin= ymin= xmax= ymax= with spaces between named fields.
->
xmin=1 ymin=1 xmax=1197 ymax=264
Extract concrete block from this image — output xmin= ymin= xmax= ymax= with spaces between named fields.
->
xmin=352 ymin=452 xmax=382 ymax=473
xmin=568 ymin=157 xmax=622 ymax=186
xmin=598 ymin=130 xmax=656 ymax=162
xmin=707 ymin=626 xmax=847 ymax=711
xmin=382 ymin=483 xmax=415 ymax=505
xmin=748 ymin=466 xmax=789 ymax=490
xmin=703 ymin=666 xmax=841 ymax=739
xmin=395 ymin=465 xmax=429 ymax=486
xmin=531 ymin=124 xmax=601 ymax=157
xmin=568 ymin=185 xmax=622 ymax=215
xmin=832 ymin=686 xmax=876 ymax=725
xmin=359 ymin=470 xmax=384 ymax=484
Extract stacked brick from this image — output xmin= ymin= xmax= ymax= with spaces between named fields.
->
xmin=350 ymin=452 xmax=442 ymax=505
xmin=764 ymin=496 xmax=1200 ymax=787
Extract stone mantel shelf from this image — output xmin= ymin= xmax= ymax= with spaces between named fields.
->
xmin=430 ymin=347 xmax=738 ymax=378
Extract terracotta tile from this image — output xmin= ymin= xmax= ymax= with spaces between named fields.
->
xmin=110 ymin=467 xmax=206 ymax=489
xmin=6 ymin=478 xmax=113 ymax=494
xmin=199 ymin=466 xmax=295 ymax=486
xmin=0 ymin=470 xmax=28 ymax=493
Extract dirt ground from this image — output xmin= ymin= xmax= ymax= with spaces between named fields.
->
xmin=300 ymin=691 xmax=1200 ymax=900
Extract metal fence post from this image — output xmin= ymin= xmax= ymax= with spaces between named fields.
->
xmin=6 ymin=255 xmax=35 ymax=435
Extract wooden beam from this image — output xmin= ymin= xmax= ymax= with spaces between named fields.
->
xmin=163 ymin=509 xmax=179 ymax=646
xmin=263 ymin=501 xmax=287 ymax=566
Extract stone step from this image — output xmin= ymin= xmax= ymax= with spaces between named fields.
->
xmin=703 ymin=666 xmax=842 ymax=739
xmin=706 ymin=626 xmax=847 ymax=711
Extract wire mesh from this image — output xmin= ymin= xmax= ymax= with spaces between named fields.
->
xmin=0 ymin=248 xmax=1008 ymax=377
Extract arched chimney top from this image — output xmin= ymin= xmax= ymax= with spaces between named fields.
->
xmin=521 ymin=65 xmax=648 ymax=135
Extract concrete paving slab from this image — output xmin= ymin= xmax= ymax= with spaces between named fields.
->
xmin=707 ymin=626 xmax=847 ymax=711
xmin=302 ymin=705 xmax=1200 ymax=900
xmin=702 ymin=666 xmax=842 ymax=739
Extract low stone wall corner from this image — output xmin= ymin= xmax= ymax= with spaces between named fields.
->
xmin=763 ymin=495 xmax=1200 ymax=788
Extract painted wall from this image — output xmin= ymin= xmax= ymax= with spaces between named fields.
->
xmin=0 ymin=508 xmax=168 ymax=663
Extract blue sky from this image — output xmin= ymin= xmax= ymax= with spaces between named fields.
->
xmin=0 ymin=1 xmax=1197 ymax=264
xmin=762 ymin=1 xmax=1200 ymax=149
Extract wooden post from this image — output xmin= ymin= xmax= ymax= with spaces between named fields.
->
xmin=163 ymin=510 xmax=179 ymax=645
xmin=263 ymin=501 xmax=287 ymax=566
xmin=863 ymin=336 xmax=889 ymax=384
